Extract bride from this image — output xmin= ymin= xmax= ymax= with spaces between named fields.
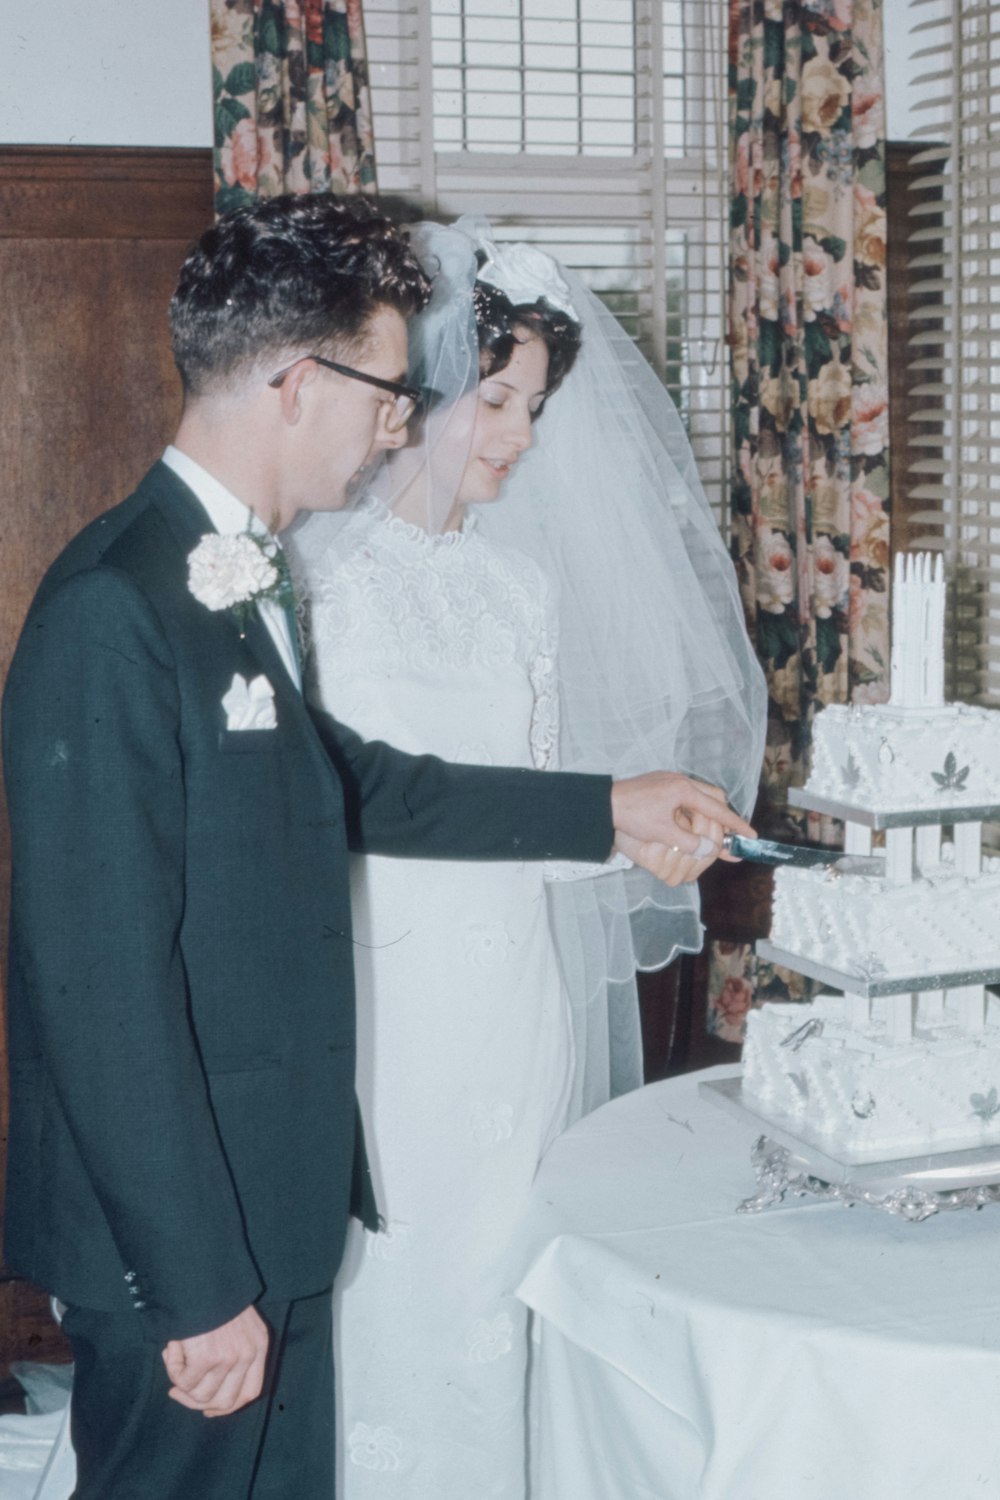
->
xmin=289 ymin=218 xmax=765 ymax=1497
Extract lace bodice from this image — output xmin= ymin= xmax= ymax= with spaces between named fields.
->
xmin=300 ymin=500 xmax=560 ymax=771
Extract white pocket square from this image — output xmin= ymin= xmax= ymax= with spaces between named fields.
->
xmin=222 ymin=673 xmax=277 ymax=731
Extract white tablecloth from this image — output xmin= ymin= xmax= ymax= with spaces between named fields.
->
xmin=513 ymin=1065 xmax=1000 ymax=1500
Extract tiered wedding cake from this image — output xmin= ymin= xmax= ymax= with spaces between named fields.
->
xmin=742 ymin=554 xmax=1000 ymax=1158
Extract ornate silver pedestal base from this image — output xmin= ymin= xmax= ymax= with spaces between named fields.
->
xmin=700 ymin=1079 xmax=1000 ymax=1221
xmin=739 ymin=1136 xmax=1000 ymax=1221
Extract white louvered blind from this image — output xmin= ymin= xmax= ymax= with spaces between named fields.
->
xmin=903 ymin=0 xmax=1000 ymax=700
xmin=364 ymin=0 xmax=731 ymax=524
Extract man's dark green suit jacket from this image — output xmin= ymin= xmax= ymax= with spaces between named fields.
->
xmin=2 ymin=463 xmax=614 ymax=1343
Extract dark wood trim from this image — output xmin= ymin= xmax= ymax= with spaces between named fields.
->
xmin=0 ymin=145 xmax=217 ymax=1376
xmin=0 ymin=146 xmax=214 ymax=240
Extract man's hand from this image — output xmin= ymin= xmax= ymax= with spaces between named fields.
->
xmin=611 ymin=773 xmax=755 ymax=887
xmin=162 ymin=1305 xmax=269 ymax=1418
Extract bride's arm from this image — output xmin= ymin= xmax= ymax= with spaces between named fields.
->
xmin=529 ymin=569 xmax=633 ymax=881
xmin=527 ymin=568 xmax=559 ymax=774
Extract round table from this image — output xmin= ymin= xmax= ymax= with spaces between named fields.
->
xmin=512 ymin=1065 xmax=1000 ymax=1500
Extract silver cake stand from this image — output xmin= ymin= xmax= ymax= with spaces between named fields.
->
xmin=701 ymin=1078 xmax=1000 ymax=1222
xmin=734 ymin=787 xmax=1000 ymax=1219
xmin=755 ymin=942 xmax=1000 ymax=999
xmin=786 ymin=788 xmax=1000 ymax=828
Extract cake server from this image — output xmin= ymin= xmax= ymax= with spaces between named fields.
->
xmin=722 ymin=834 xmax=884 ymax=875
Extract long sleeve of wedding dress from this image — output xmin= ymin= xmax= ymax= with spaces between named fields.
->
xmin=532 ymin=586 xmax=631 ymax=886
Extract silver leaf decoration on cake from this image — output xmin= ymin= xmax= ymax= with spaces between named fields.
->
xmin=877 ymin=738 xmax=894 ymax=765
xmin=970 ymin=1087 xmax=1000 ymax=1121
xmin=840 ymin=752 xmax=861 ymax=791
xmin=780 ymin=1017 xmax=825 ymax=1052
xmin=847 ymin=952 xmax=888 ymax=982
xmin=787 ymin=1072 xmax=810 ymax=1099
xmin=851 ymin=1092 xmax=877 ymax=1119
xmin=931 ymin=751 xmax=970 ymax=792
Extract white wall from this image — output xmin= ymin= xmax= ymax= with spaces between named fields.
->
xmin=0 ymin=0 xmax=920 ymax=150
xmin=0 ymin=0 xmax=212 ymax=146
xmin=884 ymin=0 xmax=914 ymax=140
xmin=884 ymin=0 xmax=951 ymax=141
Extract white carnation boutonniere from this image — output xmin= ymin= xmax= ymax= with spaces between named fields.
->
xmin=187 ymin=528 xmax=294 ymax=631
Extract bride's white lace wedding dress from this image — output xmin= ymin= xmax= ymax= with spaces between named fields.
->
xmin=301 ymin=499 xmax=577 ymax=1498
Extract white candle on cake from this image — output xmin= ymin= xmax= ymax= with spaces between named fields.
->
xmin=891 ymin=552 xmax=904 ymax=703
xmin=929 ymin=552 xmax=945 ymax=706
xmin=890 ymin=551 xmax=946 ymax=708
xmin=907 ymin=554 xmax=920 ymax=704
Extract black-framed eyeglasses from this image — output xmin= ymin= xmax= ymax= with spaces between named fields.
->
xmin=268 ymin=355 xmax=422 ymax=433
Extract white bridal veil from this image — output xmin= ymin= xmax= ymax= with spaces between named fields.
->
xmin=292 ymin=215 xmax=766 ymax=1116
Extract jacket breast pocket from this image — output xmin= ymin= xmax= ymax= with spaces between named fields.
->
xmin=217 ymin=729 xmax=280 ymax=755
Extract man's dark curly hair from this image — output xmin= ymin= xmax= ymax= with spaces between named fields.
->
xmin=169 ymin=194 xmax=432 ymax=397
xmin=472 ymin=274 xmax=582 ymax=415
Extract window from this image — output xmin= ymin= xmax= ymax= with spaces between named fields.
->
xmin=364 ymin=0 xmax=731 ymax=523
xmin=902 ymin=0 xmax=1000 ymax=702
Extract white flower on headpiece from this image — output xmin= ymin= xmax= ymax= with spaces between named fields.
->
xmin=475 ymin=240 xmax=578 ymax=321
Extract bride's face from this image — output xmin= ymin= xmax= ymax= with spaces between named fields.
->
xmin=456 ymin=330 xmax=550 ymax=506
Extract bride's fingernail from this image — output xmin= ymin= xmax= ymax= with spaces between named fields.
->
xmin=694 ymin=835 xmax=717 ymax=858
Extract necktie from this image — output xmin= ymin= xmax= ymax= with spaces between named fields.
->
xmin=268 ymin=541 xmax=302 ymax=691
xmin=281 ymin=595 xmax=303 ymax=691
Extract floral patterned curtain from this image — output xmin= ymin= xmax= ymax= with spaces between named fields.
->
xmin=729 ymin=0 xmax=890 ymax=840
xmin=211 ymin=0 xmax=377 ymax=214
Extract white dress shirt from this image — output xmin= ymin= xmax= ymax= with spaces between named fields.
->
xmin=161 ymin=445 xmax=301 ymax=691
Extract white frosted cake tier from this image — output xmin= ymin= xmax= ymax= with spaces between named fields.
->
xmin=742 ymin=996 xmax=1000 ymax=1155
xmin=806 ymin=701 xmax=1000 ymax=813
xmin=770 ymin=859 xmax=1000 ymax=983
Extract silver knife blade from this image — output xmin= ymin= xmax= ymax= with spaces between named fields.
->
xmin=723 ymin=834 xmax=884 ymax=876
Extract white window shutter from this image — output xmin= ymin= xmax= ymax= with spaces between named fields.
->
xmin=902 ymin=0 xmax=1000 ymax=702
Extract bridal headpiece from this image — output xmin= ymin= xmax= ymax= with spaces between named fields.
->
xmin=473 ymin=236 xmax=578 ymax=321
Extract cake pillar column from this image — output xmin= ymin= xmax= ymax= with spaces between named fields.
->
xmin=843 ymin=991 xmax=871 ymax=1028
xmin=844 ymin=822 xmax=873 ymax=856
xmin=885 ymin=827 xmax=913 ymax=884
xmin=954 ymin=821 xmax=982 ymax=877
xmin=919 ymin=990 xmax=946 ymax=1025
xmin=915 ymin=825 xmax=940 ymax=874
xmin=885 ymin=993 xmax=915 ymax=1043
xmin=951 ymin=983 xmax=986 ymax=1034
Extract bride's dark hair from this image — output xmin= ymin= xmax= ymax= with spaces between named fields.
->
xmin=472 ymin=276 xmax=582 ymax=408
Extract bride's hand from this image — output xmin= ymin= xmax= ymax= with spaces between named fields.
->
xmin=610 ymin=773 xmax=755 ymax=887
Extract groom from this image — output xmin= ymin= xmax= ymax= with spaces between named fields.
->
xmin=2 ymin=194 xmax=753 ymax=1499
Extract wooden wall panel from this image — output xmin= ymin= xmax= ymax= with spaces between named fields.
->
xmin=0 ymin=145 xmax=213 ymax=1373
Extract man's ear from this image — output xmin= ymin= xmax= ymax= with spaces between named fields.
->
xmin=275 ymin=358 xmax=316 ymax=426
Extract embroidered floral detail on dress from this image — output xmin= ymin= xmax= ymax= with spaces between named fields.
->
xmin=297 ymin=499 xmax=558 ymax=709
xmin=466 ymin=1313 xmax=514 ymax=1363
xmin=367 ymin=1221 xmax=412 ymax=1261
xmin=348 ymin=1422 xmax=403 ymax=1471
xmin=470 ymin=1099 xmax=514 ymax=1144
xmin=463 ymin=924 xmax=512 ymax=969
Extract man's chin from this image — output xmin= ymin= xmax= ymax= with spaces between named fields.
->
xmin=304 ymin=488 xmax=352 ymax=514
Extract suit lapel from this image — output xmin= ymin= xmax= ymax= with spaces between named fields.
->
xmin=141 ymin=462 xmax=315 ymax=737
